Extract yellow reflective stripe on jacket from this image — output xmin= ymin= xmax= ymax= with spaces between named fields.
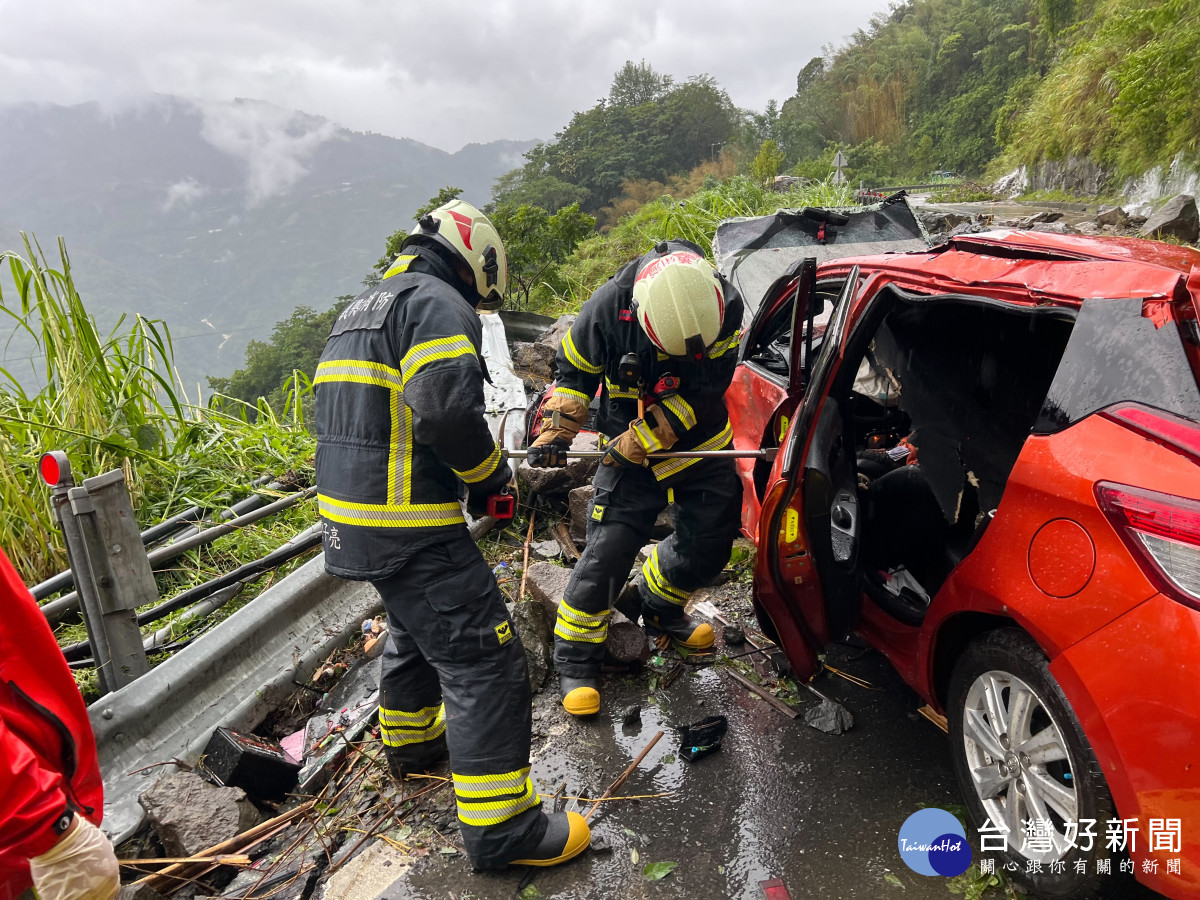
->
xmin=642 ymin=546 xmax=689 ymax=606
xmin=651 ymin=421 xmax=733 ymax=482
xmin=318 ymin=494 xmax=464 ymax=528
xmin=632 ymin=418 xmax=664 ymax=452
xmin=399 ymin=335 xmax=476 ymax=384
xmin=710 ymin=330 xmax=742 ymax=359
xmin=561 ymin=328 xmax=603 ymax=374
xmin=388 ymin=388 xmax=412 ymax=504
xmin=314 ymin=359 xmax=405 ymax=391
xmin=380 ymin=703 xmax=445 ymax=748
xmin=454 ymin=768 xmax=540 ymax=826
xmin=554 ymin=600 xmax=611 ymax=644
xmin=453 ymin=443 xmax=502 ymax=484
xmin=660 ymin=394 xmax=697 ymax=430
xmin=555 ymin=386 xmax=593 ymax=405
xmin=381 ymin=254 xmax=418 ymax=278
xmin=604 ymin=378 xmax=639 ymax=400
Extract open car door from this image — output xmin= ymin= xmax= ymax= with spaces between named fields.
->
xmin=751 ymin=268 xmax=861 ymax=681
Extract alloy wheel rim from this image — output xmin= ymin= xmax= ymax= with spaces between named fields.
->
xmin=962 ymin=669 xmax=1079 ymax=863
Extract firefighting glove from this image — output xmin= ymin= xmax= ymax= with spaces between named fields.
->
xmin=466 ymin=463 xmax=513 ymax=518
xmin=527 ymin=438 xmax=570 ymax=468
xmin=528 ymin=391 xmax=589 ymax=467
xmin=602 ymin=405 xmax=678 ymax=468
xmin=29 ymin=815 xmax=120 ymax=900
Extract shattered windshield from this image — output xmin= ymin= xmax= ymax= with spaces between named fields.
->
xmin=714 ymin=197 xmax=929 ymax=324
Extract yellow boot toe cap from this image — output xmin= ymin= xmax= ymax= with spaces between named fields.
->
xmin=682 ymin=622 xmax=715 ymax=650
xmin=562 ymin=686 xmax=600 ymax=716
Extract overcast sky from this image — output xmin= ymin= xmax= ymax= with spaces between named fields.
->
xmin=0 ymin=0 xmax=889 ymax=152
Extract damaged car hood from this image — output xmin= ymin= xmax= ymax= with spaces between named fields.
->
xmin=714 ymin=196 xmax=930 ymax=323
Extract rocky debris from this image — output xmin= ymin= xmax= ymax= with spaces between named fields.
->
xmin=118 ymin=885 xmax=166 ymax=900
xmin=1073 ymin=220 xmax=1103 ymax=236
xmin=1016 ymin=210 xmax=1062 ymax=228
xmin=605 ymin=610 xmax=652 ymax=666
xmin=1029 ymin=221 xmax=1076 ymax=234
xmin=530 ymin=539 xmax=562 ymax=560
xmin=507 ymin=598 xmax=552 ymax=691
xmin=613 ymin=576 xmax=644 ymax=623
xmin=139 ymin=772 xmax=261 ymax=857
xmin=722 ymin=625 xmax=746 ymax=646
xmin=568 ymin=484 xmax=594 ymax=543
xmin=652 ymin=507 xmax=674 ymax=540
xmin=915 ymin=208 xmax=970 ymax=236
xmin=622 ymin=705 xmax=642 ymax=727
xmin=319 ymin=840 xmax=414 ymax=900
xmin=518 ymin=431 xmax=599 ymax=495
xmin=946 ymin=220 xmax=990 ymax=239
xmin=509 ymin=341 xmax=557 ymax=392
xmin=537 ymin=314 xmax=577 ymax=351
xmin=1095 ymin=205 xmax=1130 ymax=228
xmin=1140 ymin=193 xmax=1199 ymax=243
xmin=772 ymin=175 xmax=808 ymax=192
xmin=524 ymin=561 xmax=573 ymax=621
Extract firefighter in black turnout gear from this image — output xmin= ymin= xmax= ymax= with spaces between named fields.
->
xmin=314 ymin=200 xmax=590 ymax=869
xmin=528 ymin=240 xmax=744 ymax=716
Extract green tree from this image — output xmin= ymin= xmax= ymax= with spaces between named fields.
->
xmin=488 ymin=201 xmax=596 ymax=309
xmin=371 ymin=186 xmax=464 ymax=280
xmin=609 ymin=60 xmax=673 ymax=107
xmin=749 ymin=139 xmax=786 ymax=186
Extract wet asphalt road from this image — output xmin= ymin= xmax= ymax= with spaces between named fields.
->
xmin=391 ymin=635 xmax=970 ymax=899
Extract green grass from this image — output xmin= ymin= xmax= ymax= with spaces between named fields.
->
xmin=927 ymin=185 xmax=998 ymax=204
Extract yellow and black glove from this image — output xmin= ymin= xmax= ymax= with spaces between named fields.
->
xmin=602 ymin=405 xmax=678 ymax=468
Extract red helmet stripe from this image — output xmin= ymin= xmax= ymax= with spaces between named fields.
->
xmin=714 ymin=284 xmax=724 ymax=321
xmin=446 ymin=209 xmax=473 ymax=250
xmin=642 ymin=315 xmax=666 ymax=352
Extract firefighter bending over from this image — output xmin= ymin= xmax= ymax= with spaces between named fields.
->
xmin=528 ymin=240 xmax=744 ymax=715
xmin=314 ymin=200 xmax=589 ymax=869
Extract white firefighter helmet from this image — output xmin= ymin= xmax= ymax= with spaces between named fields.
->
xmin=403 ymin=199 xmax=508 ymax=308
xmin=632 ymin=247 xmax=725 ymax=358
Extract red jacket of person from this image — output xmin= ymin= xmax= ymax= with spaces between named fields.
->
xmin=0 ymin=547 xmax=104 ymax=900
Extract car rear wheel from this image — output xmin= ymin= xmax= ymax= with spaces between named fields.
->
xmin=947 ymin=629 xmax=1125 ymax=898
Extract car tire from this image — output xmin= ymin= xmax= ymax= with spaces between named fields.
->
xmin=946 ymin=629 xmax=1128 ymax=898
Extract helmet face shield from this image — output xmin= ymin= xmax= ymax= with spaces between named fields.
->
xmin=632 ymin=249 xmax=724 ymax=357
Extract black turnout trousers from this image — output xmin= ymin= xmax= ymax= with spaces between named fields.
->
xmin=373 ymin=529 xmax=544 ymax=868
xmin=553 ymin=458 xmax=743 ymax=678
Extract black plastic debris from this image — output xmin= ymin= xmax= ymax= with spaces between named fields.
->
xmin=679 ymin=715 xmax=728 ymax=762
xmin=200 ymin=727 xmax=301 ymax=802
xmin=803 ymin=699 xmax=855 ymax=735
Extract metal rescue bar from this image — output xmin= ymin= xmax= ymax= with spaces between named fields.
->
xmin=503 ymin=448 xmax=777 ymax=461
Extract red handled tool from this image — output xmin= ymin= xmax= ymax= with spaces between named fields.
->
xmin=487 ymin=492 xmax=515 ymax=521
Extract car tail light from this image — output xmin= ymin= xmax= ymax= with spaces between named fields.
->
xmin=1101 ymin=402 xmax=1200 ymax=466
xmin=1097 ymin=482 xmax=1200 ymax=611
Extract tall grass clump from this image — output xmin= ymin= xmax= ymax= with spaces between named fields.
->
xmin=0 ymin=235 xmax=317 ymax=584
xmin=552 ymin=175 xmax=855 ymax=310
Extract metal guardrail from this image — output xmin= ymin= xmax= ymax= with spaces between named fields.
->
xmin=90 ymin=553 xmax=382 ymax=844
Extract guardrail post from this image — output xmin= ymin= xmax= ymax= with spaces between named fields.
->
xmin=41 ymin=452 xmax=152 ymax=693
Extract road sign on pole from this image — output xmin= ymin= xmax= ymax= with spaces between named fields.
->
xmin=832 ymin=151 xmax=848 ymax=185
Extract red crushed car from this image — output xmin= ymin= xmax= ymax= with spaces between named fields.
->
xmin=720 ymin=202 xmax=1200 ymax=898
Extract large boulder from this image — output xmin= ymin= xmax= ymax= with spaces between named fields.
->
xmin=510 ymin=341 xmax=557 ymax=392
xmin=772 ymin=175 xmax=807 ymax=192
xmin=1095 ymin=205 xmax=1130 ymax=228
xmin=915 ymin=208 xmax=970 ymax=236
xmin=568 ymin=484 xmax=594 ymax=544
xmin=506 ymin=599 xmax=552 ymax=691
xmin=524 ymin=561 xmax=573 ymax=622
xmin=605 ymin=610 xmax=652 ymax=666
xmin=1140 ymin=194 xmax=1199 ymax=243
xmin=537 ymin=314 xmax=577 ymax=351
xmin=519 ymin=431 xmax=600 ymax=495
xmin=139 ymin=772 xmax=261 ymax=857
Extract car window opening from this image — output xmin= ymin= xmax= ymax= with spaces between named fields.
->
xmin=840 ymin=292 xmax=1075 ymax=623
xmin=744 ymin=280 xmax=843 ymax=384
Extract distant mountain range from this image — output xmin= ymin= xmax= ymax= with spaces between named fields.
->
xmin=0 ymin=96 xmax=535 ymax=390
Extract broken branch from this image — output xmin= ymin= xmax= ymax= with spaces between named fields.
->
xmin=584 ymin=730 xmax=664 ymax=821
xmin=722 ymin=669 xmax=800 ymax=719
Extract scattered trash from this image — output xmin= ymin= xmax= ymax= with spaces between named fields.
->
xmin=760 ymin=876 xmax=794 ymax=898
xmin=279 ymin=729 xmax=305 ymax=765
xmin=643 ymin=860 xmax=678 ymax=881
xmin=722 ymin=624 xmax=746 ymax=646
xmin=804 ymin=698 xmax=855 ymax=735
xmin=679 ymin=716 xmax=728 ymax=762
xmin=722 ymin=669 xmax=800 ymax=720
xmin=361 ymin=615 xmax=388 ymax=658
xmin=916 ymin=704 xmax=949 ymax=733
xmin=199 ymin=727 xmax=300 ymax=802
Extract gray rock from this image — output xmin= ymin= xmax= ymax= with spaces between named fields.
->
xmin=139 ymin=772 xmax=261 ymax=857
xmin=652 ymin=507 xmax=674 ymax=540
xmin=321 ymin=841 xmax=414 ymax=900
xmin=118 ymin=885 xmax=166 ymax=900
xmin=1030 ymin=221 xmax=1076 ymax=234
xmin=1016 ymin=210 xmax=1062 ymax=228
xmin=621 ymin=705 xmax=642 ymax=727
xmin=568 ymin=484 xmax=595 ymax=543
xmin=723 ymin=625 xmax=746 ymax=646
xmin=1095 ymin=205 xmax=1130 ymax=228
xmin=518 ymin=431 xmax=600 ymax=495
xmin=537 ymin=314 xmax=577 ymax=350
xmin=510 ymin=341 xmax=557 ymax=388
xmin=507 ymin=599 xmax=552 ymax=691
xmin=772 ymin=175 xmax=807 ymax=192
xmin=531 ymin=539 xmax=562 ymax=560
xmin=916 ymin=209 xmax=970 ymax=235
xmin=1074 ymin=220 xmax=1103 ymax=236
xmin=525 ymin=561 xmax=572 ymax=620
xmin=1140 ymin=193 xmax=1199 ymax=243
xmin=803 ymin=699 xmax=855 ymax=735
